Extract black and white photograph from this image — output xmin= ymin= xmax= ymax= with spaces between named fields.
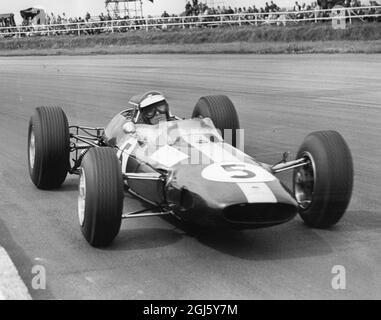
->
xmin=0 ymin=0 xmax=380 ymax=306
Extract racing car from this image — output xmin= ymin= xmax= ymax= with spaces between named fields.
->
xmin=27 ymin=91 xmax=353 ymax=247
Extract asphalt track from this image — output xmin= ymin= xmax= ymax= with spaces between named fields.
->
xmin=0 ymin=54 xmax=380 ymax=300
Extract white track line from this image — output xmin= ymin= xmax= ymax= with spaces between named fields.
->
xmin=0 ymin=247 xmax=31 ymax=300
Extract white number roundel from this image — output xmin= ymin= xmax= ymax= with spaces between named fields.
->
xmin=201 ymin=162 xmax=276 ymax=183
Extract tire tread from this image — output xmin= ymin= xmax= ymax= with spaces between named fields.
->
xmin=192 ymin=95 xmax=240 ymax=145
xmin=81 ymin=147 xmax=124 ymax=247
xmin=28 ymin=106 xmax=69 ymax=189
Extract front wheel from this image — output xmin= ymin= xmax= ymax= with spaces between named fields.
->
xmin=293 ymin=130 xmax=353 ymax=228
xmin=79 ymin=147 xmax=124 ymax=247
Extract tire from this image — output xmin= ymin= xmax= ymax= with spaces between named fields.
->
xmin=79 ymin=147 xmax=124 ymax=247
xmin=192 ymin=95 xmax=240 ymax=146
xmin=28 ymin=106 xmax=70 ymax=189
xmin=293 ymin=130 xmax=353 ymax=228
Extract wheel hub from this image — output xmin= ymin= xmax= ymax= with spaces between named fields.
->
xmin=294 ymin=152 xmax=315 ymax=210
xmin=29 ymin=131 xmax=35 ymax=170
xmin=78 ymin=168 xmax=86 ymax=227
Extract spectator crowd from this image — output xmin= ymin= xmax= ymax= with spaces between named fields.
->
xmin=185 ymin=0 xmax=281 ymax=16
xmin=0 ymin=0 xmax=380 ymax=37
xmin=182 ymin=0 xmax=381 ymax=21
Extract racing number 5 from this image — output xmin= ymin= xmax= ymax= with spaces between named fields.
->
xmin=221 ymin=164 xmax=256 ymax=179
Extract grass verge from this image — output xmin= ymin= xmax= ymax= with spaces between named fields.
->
xmin=0 ymin=41 xmax=380 ymax=56
xmin=0 ymin=24 xmax=380 ymax=55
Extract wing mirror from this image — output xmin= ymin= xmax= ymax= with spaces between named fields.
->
xmin=123 ymin=121 xmax=136 ymax=134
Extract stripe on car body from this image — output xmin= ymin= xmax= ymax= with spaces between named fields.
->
xmin=237 ymin=182 xmax=277 ymax=203
xmin=181 ymin=131 xmax=279 ymax=203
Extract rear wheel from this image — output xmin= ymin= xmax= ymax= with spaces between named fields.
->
xmin=293 ymin=130 xmax=353 ymax=228
xmin=192 ymin=95 xmax=240 ymax=146
xmin=28 ymin=106 xmax=70 ymax=189
xmin=79 ymin=147 xmax=124 ymax=247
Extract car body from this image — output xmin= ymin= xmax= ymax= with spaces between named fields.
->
xmin=105 ymin=108 xmax=298 ymax=229
xmin=27 ymin=91 xmax=354 ymax=247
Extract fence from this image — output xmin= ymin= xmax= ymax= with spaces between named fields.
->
xmin=0 ymin=6 xmax=380 ymax=37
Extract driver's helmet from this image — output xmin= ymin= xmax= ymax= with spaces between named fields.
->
xmin=138 ymin=93 xmax=170 ymax=125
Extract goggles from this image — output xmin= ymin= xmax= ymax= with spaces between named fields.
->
xmin=143 ymin=103 xmax=168 ymax=119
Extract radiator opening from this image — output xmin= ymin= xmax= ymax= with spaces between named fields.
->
xmin=223 ymin=203 xmax=296 ymax=224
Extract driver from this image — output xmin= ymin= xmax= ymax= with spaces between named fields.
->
xmin=138 ymin=94 xmax=170 ymax=125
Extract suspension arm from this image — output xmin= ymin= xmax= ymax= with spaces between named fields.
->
xmin=271 ymin=158 xmax=309 ymax=174
xmin=70 ymin=134 xmax=99 ymax=148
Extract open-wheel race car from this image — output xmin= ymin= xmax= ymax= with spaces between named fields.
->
xmin=27 ymin=91 xmax=354 ymax=247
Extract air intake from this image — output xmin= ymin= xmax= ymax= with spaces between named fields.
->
xmin=223 ymin=203 xmax=296 ymax=225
